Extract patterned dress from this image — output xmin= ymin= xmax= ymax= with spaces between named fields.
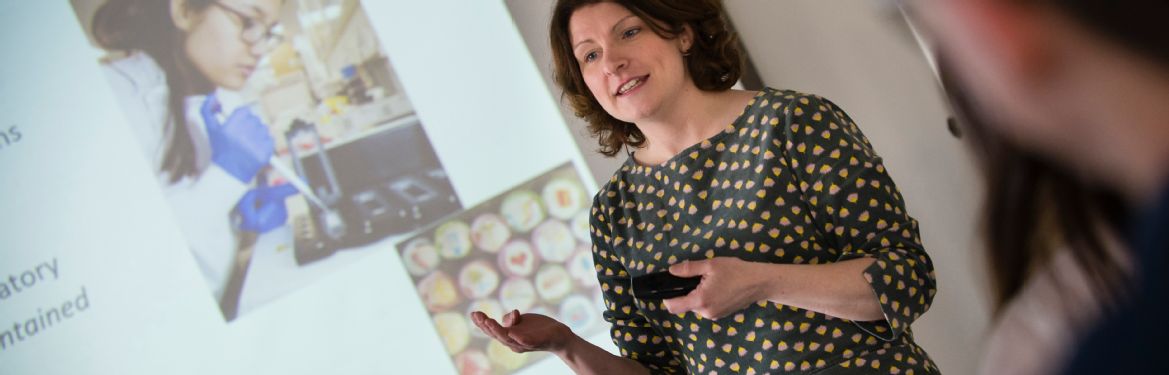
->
xmin=588 ymin=88 xmax=940 ymax=374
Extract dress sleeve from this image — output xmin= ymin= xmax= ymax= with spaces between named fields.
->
xmin=589 ymin=196 xmax=685 ymax=374
xmin=779 ymin=93 xmax=937 ymax=341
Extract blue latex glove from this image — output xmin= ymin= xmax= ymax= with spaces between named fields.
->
xmin=235 ymin=183 xmax=299 ymax=233
xmin=201 ymin=93 xmax=275 ymax=183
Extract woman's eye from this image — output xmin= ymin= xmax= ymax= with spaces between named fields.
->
xmin=239 ymin=17 xmax=255 ymax=31
xmin=622 ymin=27 xmax=641 ymax=39
xmin=584 ymin=51 xmax=598 ymax=63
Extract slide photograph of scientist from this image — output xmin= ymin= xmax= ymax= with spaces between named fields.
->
xmin=70 ymin=0 xmax=460 ymax=321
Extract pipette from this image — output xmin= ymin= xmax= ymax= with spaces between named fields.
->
xmin=268 ymin=155 xmax=328 ymax=210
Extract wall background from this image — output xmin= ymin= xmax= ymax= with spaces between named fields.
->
xmin=505 ymin=1 xmax=991 ymax=373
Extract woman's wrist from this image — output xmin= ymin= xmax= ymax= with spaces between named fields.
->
xmin=747 ymin=258 xmax=886 ymax=321
xmin=550 ymin=330 xmax=586 ymax=359
xmin=749 ymin=261 xmax=790 ymax=304
xmin=552 ymin=332 xmax=652 ymax=375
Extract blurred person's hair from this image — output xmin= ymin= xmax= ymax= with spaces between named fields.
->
xmin=1048 ymin=1 xmax=1169 ymax=68
xmin=549 ymin=0 xmax=743 ymax=157
xmin=938 ymin=58 xmax=1130 ymax=313
xmin=93 ymin=0 xmax=216 ymax=183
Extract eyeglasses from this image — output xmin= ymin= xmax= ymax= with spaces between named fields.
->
xmin=213 ymin=1 xmax=284 ymax=52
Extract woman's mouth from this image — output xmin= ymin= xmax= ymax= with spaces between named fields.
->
xmin=615 ymin=75 xmax=649 ymax=97
xmin=238 ymin=64 xmax=256 ymax=77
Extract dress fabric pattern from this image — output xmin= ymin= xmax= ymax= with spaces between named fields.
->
xmin=589 ymin=88 xmax=940 ymax=374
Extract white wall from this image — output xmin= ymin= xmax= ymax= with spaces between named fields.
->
xmin=506 ymin=1 xmax=991 ymax=374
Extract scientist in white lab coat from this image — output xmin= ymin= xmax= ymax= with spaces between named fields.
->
xmin=90 ymin=0 xmax=292 ymax=308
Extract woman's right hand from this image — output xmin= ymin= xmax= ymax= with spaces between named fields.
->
xmin=470 ymin=310 xmax=575 ymax=355
xmin=473 ymin=310 xmax=652 ymax=375
xmin=235 ymin=183 xmax=299 ymax=233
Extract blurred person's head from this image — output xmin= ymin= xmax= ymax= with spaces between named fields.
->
xmin=549 ymin=0 xmax=742 ymax=156
xmin=919 ymin=0 xmax=1169 ymax=204
xmin=938 ymin=57 xmax=1129 ymax=310
xmin=913 ymin=0 xmax=1169 ymax=309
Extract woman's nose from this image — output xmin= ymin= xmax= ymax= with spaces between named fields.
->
xmin=248 ymin=42 xmax=267 ymax=58
xmin=602 ymin=49 xmax=628 ymax=76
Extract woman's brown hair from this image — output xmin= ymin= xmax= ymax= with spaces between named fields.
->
xmin=549 ymin=0 xmax=742 ymax=157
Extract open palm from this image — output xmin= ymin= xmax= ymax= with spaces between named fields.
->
xmin=470 ymin=310 xmax=574 ymax=353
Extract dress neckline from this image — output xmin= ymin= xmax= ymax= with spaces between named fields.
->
xmin=623 ymin=88 xmax=771 ymax=173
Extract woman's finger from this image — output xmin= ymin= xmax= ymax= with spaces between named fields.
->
xmin=469 ymin=311 xmax=480 ymax=323
xmin=482 ymin=316 xmax=526 ymax=348
xmin=470 ymin=311 xmax=492 ymax=331
xmin=506 ymin=343 xmax=530 ymax=353
xmin=470 ymin=312 xmax=492 ymax=334
xmin=507 ymin=330 xmax=544 ymax=349
xmin=502 ymin=309 xmax=521 ymax=327
xmin=669 ymin=259 xmax=711 ymax=277
xmin=472 ymin=311 xmax=538 ymax=351
xmin=663 ymin=291 xmax=699 ymax=314
xmin=472 ymin=313 xmax=510 ymax=342
xmin=504 ymin=332 xmax=538 ymax=351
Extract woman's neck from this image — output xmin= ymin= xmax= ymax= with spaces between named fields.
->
xmin=632 ymin=86 xmax=756 ymax=166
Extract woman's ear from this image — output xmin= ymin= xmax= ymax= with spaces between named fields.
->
xmin=678 ymin=24 xmax=695 ymax=54
xmin=170 ymin=0 xmax=196 ymax=31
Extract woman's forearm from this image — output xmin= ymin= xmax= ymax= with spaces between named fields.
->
xmin=753 ymin=257 xmax=885 ymax=321
xmin=554 ymin=334 xmax=650 ymax=375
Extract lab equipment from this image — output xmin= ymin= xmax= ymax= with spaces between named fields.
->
xmin=268 ymin=156 xmax=328 ymax=211
xmin=284 ymin=117 xmax=461 ymax=265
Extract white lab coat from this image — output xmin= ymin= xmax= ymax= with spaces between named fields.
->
xmin=102 ymin=51 xmax=249 ymax=301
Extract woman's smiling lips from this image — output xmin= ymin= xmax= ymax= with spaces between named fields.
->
xmin=238 ymin=64 xmax=256 ymax=78
xmin=615 ymin=74 xmax=649 ymax=97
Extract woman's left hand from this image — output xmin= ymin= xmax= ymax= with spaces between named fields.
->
xmin=662 ymin=257 xmax=771 ymax=320
xmin=201 ymin=93 xmax=275 ymax=183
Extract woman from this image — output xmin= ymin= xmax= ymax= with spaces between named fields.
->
xmin=472 ymin=1 xmax=940 ymax=373
xmin=915 ymin=0 xmax=1169 ymax=373
xmin=92 ymin=0 xmax=294 ymax=303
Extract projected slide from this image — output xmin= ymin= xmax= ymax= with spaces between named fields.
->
xmin=1 ymin=1 xmax=607 ymax=373
xmin=69 ymin=0 xmax=461 ymax=321
xmin=398 ymin=163 xmax=604 ymax=375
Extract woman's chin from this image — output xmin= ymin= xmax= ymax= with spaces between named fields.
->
xmin=215 ymin=77 xmax=247 ymax=92
xmin=616 ymin=104 xmax=657 ymax=124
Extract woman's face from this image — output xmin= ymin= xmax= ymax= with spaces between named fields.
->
xmin=569 ymin=2 xmax=692 ymax=123
xmin=174 ymin=0 xmax=283 ymax=90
